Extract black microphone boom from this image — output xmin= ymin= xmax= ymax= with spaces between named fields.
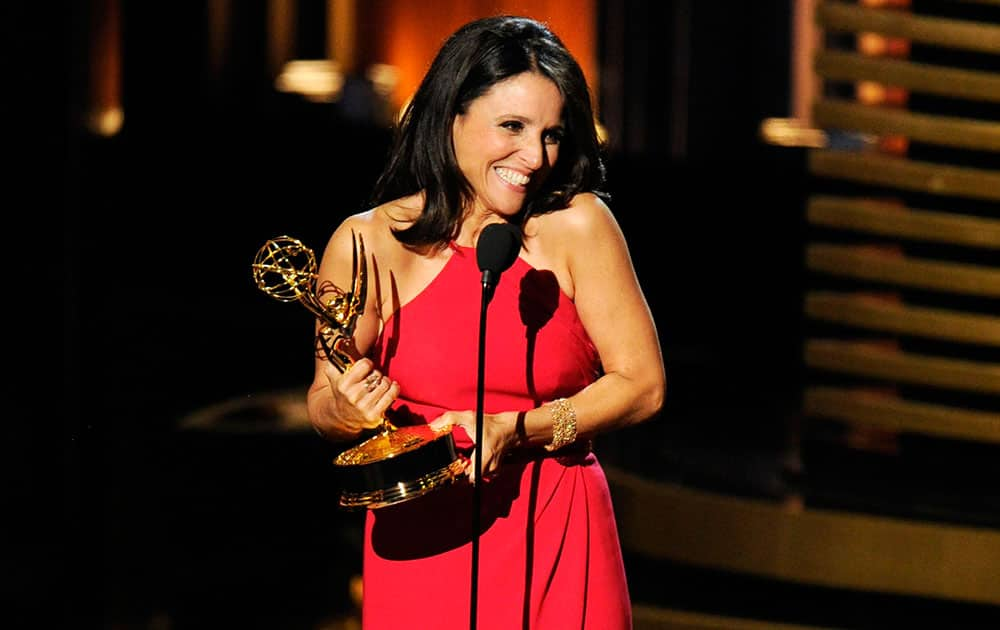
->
xmin=469 ymin=220 xmax=520 ymax=630
xmin=476 ymin=223 xmax=521 ymax=302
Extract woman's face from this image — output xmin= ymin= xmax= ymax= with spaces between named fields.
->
xmin=452 ymin=72 xmax=565 ymax=218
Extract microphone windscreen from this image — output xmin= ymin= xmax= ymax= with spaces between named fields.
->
xmin=476 ymin=223 xmax=521 ymax=276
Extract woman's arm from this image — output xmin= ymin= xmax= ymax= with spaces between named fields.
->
xmin=518 ymin=194 xmax=665 ymax=438
xmin=306 ymin=215 xmax=400 ymax=441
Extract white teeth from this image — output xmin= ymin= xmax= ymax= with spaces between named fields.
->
xmin=496 ymin=167 xmax=529 ymax=186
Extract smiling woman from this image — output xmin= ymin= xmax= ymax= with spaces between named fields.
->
xmin=303 ymin=15 xmax=665 ymax=630
xmin=451 ymin=72 xmax=565 ymax=218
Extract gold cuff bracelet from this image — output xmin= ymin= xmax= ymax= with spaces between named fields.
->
xmin=544 ymin=397 xmax=577 ymax=452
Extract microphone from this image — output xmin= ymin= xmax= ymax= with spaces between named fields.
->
xmin=476 ymin=223 xmax=521 ymax=303
xmin=469 ymin=221 xmax=520 ymax=630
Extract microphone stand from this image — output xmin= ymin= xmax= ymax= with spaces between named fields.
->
xmin=468 ymin=222 xmax=519 ymax=630
xmin=470 ymin=278 xmax=493 ymax=630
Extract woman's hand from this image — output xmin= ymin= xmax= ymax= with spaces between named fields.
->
xmin=318 ymin=357 xmax=399 ymax=438
xmin=431 ymin=410 xmax=521 ymax=482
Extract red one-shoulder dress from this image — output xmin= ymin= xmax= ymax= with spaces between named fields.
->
xmin=362 ymin=244 xmax=632 ymax=630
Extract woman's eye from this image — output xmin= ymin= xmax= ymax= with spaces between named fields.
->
xmin=501 ymin=120 xmax=524 ymax=132
xmin=544 ymin=130 xmax=564 ymax=145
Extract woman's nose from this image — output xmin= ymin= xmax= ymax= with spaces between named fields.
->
xmin=520 ymin=137 xmax=545 ymax=169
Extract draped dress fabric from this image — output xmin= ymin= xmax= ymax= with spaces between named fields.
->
xmin=362 ymin=244 xmax=632 ymax=630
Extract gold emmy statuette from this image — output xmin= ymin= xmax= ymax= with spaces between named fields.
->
xmin=252 ymin=233 xmax=466 ymax=509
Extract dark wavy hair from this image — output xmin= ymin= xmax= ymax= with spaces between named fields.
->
xmin=368 ymin=15 xmax=607 ymax=248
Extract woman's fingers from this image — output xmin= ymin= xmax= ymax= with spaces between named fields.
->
xmin=344 ymin=360 xmax=389 ymax=401
xmin=362 ymin=370 xmax=383 ymax=393
xmin=431 ymin=411 xmax=506 ymax=483
xmin=359 ymin=370 xmax=397 ymax=405
xmin=329 ymin=358 xmax=400 ymax=429
xmin=369 ymin=379 xmax=400 ymax=424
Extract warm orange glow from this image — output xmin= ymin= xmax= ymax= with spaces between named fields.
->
xmin=274 ymin=60 xmax=345 ymax=102
xmin=359 ymin=0 xmax=598 ymax=116
xmin=791 ymin=0 xmax=820 ymax=123
xmin=877 ymin=135 xmax=909 ymax=156
xmin=860 ymin=0 xmax=911 ymax=7
xmin=855 ymin=0 xmax=910 ymax=157
xmin=759 ymin=117 xmax=828 ymax=148
xmin=87 ymin=0 xmax=122 ymax=136
xmin=855 ymin=81 xmax=908 ymax=107
xmin=857 ymin=32 xmax=910 ymax=57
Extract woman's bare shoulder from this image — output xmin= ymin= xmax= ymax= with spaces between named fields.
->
xmin=521 ymin=193 xmax=616 ymax=298
xmin=565 ymin=192 xmax=614 ymax=231
xmin=328 ymin=194 xmax=421 ymax=251
xmin=530 ymin=192 xmax=615 ymax=248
